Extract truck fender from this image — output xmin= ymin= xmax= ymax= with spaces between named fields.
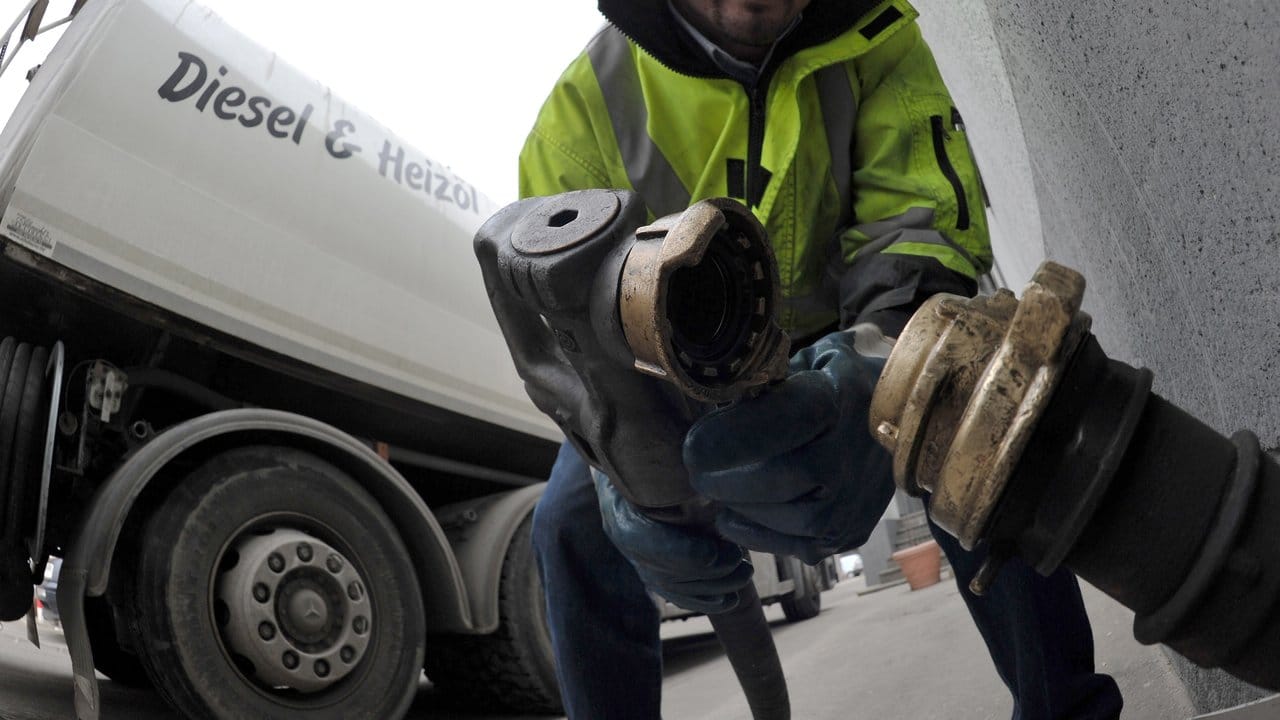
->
xmin=433 ymin=483 xmax=546 ymax=635
xmin=60 ymin=408 xmax=474 ymax=720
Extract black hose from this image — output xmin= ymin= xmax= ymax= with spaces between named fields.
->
xmin=708 ymin=583 xmax=791 ymax=720
xmin=989 ymin=334 xmax=1280 ymax=690
xmin=648 ymin=502 xmax=791 ymax=719
xmin=123 ymin=366 xmax=243 ymax=411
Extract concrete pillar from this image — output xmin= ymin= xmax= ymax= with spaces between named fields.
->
xmin=911 ymin=0 xmax=1280 ymax=710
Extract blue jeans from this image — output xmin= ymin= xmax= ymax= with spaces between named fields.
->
xmin=925 ymin=513 xmax=1123 ymax=720
xmin=532 ymin=441 xmax=1123 ymax=720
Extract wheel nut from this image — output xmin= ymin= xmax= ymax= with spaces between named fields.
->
xmin=347 ymin=581 xmax=364 ymax=601
xmin=253 ymin=583 xmax=271 ymax=603
xmin=326 ymin=554 xmax=343 ymax=573
xmin=296 ymin=543 xmax=313 ymax=562
xmin=314 ymin=659 xmax=330 ymax=677
xmin=283 ymin=651 xmax=299 ymax=670
xmin=267 ymin=553 xmax=285 ymax=573
xmin=352 ymin=615 xmax=369 ymax=635
xmin=258 ymin=621 xmax=276 ymax=641
xmin=340 ymin=645 xmax=356 ymax=663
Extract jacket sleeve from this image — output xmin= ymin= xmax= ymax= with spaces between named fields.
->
xmin=838 ymin=21 xmax=992 ymax=336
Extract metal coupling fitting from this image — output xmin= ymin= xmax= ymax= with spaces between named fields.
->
xmin=868 ymin=261 xmax=1092 ymax=548
xmin=620 ymin=198 xmax=790 ymax=403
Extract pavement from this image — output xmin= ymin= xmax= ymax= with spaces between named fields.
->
xmin=0 ymin=572 xmax=1205 ymax=719
xmin=657 ymin=572 xmax=1198 ymax=720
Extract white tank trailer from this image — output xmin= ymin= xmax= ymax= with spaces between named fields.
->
xmin=0 ymin=2 xmax=833 ymax=718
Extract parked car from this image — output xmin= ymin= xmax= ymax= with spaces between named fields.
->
xmin=840 ymin=553 xmax=864 ymax=578
xmin=35 ymin=557 xmax=61 ymax=627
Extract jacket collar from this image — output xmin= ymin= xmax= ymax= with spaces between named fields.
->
xmin=596 ymin=0 xmax=883 ymax=79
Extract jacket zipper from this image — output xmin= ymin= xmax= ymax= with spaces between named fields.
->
xmin=930 ymin=114 xmax=970 ymax=231
xmin=746 ymin=83 xmax=767 ymax=208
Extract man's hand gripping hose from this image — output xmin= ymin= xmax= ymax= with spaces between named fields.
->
xmin=474 ymin=189 xmax=793 ymax=719
xmin=594 ymin=471 xmax=752 ymax=614
xmin=685 ymin=326 xmax=897 ymax=565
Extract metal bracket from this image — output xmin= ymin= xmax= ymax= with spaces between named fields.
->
xmin=31 ymin=340 xmax=64 ymax=569
xmin=86 ymin=362 xmax=126 ymax=423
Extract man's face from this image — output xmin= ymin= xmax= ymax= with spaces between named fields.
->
xmin=674 ymin=0 xmax=812 ymax=61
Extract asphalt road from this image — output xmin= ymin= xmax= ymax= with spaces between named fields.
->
xmin=0 ymin=576 xmax=1199 ymax=720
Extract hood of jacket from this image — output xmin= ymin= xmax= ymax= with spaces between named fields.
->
xmin=596 ymin=0 xmax=884 ymax=79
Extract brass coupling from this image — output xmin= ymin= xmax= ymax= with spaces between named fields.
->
xmin=868 ymin=262 xmax=1092 ymax=549
xmin=620 ymin=198 xmax=790 ymax=403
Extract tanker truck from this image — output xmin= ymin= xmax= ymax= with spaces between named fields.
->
xmin=0 ymin=2 xmax=830 ymax=718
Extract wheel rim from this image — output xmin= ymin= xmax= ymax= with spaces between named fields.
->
xmin=215 ymin=527 xmax=373 ymax=694
xmin=804 ymin=563 xmax=819 ymax=587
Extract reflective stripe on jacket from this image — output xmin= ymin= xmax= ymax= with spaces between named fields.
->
xmin=519 ymin=0 xmax=992 ymax=338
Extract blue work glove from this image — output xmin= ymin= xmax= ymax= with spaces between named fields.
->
xmin=683 ymin=325 xmax=896 ymax=565
xmin=593 ymin=470 xmax=754 ymax=614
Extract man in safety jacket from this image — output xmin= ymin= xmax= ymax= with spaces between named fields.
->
xmin=521 ymin=1 xmax=1125 ymax=718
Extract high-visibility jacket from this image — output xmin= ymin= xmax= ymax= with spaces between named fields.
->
xmin=520 ymin=0 xmax=992 ymax=339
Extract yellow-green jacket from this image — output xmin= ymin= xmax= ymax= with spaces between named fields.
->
xmin=520 ymin=0 xmax=992 ymax=339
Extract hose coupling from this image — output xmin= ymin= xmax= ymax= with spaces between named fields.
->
xmin=869 ymin=261 xmax=1091 ymax=549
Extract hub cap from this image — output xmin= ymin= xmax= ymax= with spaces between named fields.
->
xmin=216 ymin=528 xmax=372 ymax=693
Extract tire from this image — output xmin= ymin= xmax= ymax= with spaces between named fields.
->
xmin=0 ymin=339 xmax=49 ymax=621
xmin=780 ymin=558 xmax=822 ymax=622
xmin=85 ymin=595 xmax=150 ymax=688
xmin=424 ymin=513 xmax=563 ymax=714
xmin=133 ymin=446 xmax=425 ymax=720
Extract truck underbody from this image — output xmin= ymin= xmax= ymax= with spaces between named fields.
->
xmin=0 ymin=238 xmax=572 ymax=713
xmin=0 ymin=243 xmax=559 ymax=505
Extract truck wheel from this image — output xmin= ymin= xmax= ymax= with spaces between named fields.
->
xmin=780 ymin=558 xmax=822 ymax=622
xmin=424 ymin=513 xmax=562 ymax=714
xmin=85 ymin=596 xmax=150 ymax=687
xmin=134 ymin=446 xmax=425 ymax=720
xmin=0 ymin=338 xmax=50 ymax=621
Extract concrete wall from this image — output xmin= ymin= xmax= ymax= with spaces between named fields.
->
xmin=913 ymin=0 xmax=1279 ymax=712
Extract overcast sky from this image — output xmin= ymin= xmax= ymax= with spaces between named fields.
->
xmin=0 ymin=0 xmax=607 ymax=203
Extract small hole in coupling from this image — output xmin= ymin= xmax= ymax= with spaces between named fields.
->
xmin=548 ymin=209 xmax=578 ymax=227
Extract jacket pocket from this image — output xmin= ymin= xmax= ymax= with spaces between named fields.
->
xmin=929 ymin=113 xmax=970 ymax=231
